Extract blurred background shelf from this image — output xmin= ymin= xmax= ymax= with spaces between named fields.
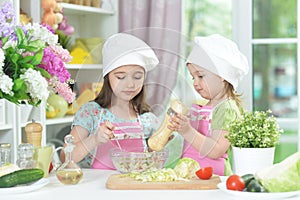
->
xmin=46 ymin=115 xmax=74 ymax=125
xmin=0 ymin=124 xmax=13 ymax=130
xmin=61 ymin=3 xmax=114 ymax=15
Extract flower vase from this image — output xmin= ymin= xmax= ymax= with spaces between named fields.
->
xmin=232 ymin=146 xmax=275 ymax=175
xmin=47 ymin=94 xmax=68 ymax=118
xmin=20 ymin=104 xmax=33 ymax=123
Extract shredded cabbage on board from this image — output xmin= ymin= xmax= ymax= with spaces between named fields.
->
xmin=123 ymin=168 xmax=179 ymax=182
xmin=121 ymin=158 xmax=200 ymax=182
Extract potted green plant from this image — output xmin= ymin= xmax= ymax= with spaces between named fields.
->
xmin=226 ymin=110 xmax=283 ymax=175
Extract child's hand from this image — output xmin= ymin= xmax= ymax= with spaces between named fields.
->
xmin=168 ymin=114 xmax=191 ymax=134
xmin=96 ymin=121 xmax=115 ymax=143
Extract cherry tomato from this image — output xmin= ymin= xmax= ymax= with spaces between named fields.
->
xmin=226 ymin=174 xmax=245 ymax=191
xmin=195 ymin=167 xmax=213 ymax=180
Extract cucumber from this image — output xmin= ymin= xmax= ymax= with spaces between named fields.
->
xmin=0 ymin=168 xmax=44 ymax=188
xmin=241 ymin=174 xmax=255 ymax=187
xmin=246 ymin=179 xmax=265 ymax=192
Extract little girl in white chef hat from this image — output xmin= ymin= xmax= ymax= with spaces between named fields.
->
xmin=168 ymin=34 xmax=249 ymax=175
xmin=64 ymin=33 xmax=183 ymax=169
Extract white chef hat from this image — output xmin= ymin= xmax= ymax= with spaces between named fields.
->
xmin=102 ymin=33 xmax=159 ymax=77
xmin=186 ymin=34 xmax=249 ymax=90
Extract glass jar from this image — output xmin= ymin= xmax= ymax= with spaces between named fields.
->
xmin=16 ymin=143 xmax=36 ymax=169
xmin=0 ymin=143 xmax=11 ymax=167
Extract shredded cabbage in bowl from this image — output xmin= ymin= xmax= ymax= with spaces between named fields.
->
xmin=110 ymin=148 xmax=168 ymax=173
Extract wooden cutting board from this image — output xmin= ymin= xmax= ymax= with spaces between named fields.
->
xmin=106 ymin=174 xmax=221 ymax=190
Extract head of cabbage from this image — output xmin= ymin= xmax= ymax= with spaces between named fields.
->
xmin=173 ymin=158 xmax=200 ymax=179
xmin=255 ymin=151 xmax=300 ymax=192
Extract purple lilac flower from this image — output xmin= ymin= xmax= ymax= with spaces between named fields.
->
xmin=0 ymin=2 xmax=16 ymax=25
xmin=0 ymin=2 xmax=25 ymax=41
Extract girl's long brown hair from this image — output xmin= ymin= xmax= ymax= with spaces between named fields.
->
xmin=94 ymin=75 xmax=151 ymax=114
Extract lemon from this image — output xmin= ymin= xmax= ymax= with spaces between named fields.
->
xmin=46 ymin=104 xmax=57 ymax=118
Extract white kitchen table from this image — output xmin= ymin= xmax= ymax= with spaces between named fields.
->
xmin=1 ymin=169 xmax=299 ymax=200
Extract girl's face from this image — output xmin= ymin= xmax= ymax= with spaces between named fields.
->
xmin=187 ymin=63 xmax=225 ymax=100
xmin=108 ymin=65 xmax=145 ymax=102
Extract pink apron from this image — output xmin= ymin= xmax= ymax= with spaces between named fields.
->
xmin=91 ymin=112 xmax=144 ymax=169
xmin=182 ymin=104 xmax=227 ymax=175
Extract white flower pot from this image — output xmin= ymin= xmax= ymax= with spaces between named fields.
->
xmin=232 ymin=146 xmax=275 ymax=175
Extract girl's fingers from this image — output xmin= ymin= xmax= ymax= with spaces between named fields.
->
xmin=177 ymin=113 xmax=189 ymax=122
xmin=104 ymin=120 xmax=115 ymax=131
xmin=103 ymin=128 xmax=114 ymax=139
xmin=168 ymin=114 xmax=189 ymax=133
xmin=168 ymin=119 xmax=181 ymax=131
xmin=169 ymin=115 xmax=182 ymax=126
xmin=102 ymin=120 xmax=115 ymax=140
xmin=102 ymin=133 xmax=111 ymax=140
xmin=98 ymin=124 xmax=114 ymax=143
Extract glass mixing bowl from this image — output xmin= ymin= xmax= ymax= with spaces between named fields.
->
xmin=110 ymin=147 xmax=168 ymax=174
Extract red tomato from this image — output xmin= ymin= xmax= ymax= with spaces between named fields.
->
xmin=195 ymin=167 xmax=213 ymax=180
xmin=49 ymin=162 xmax=53 ymax=173
xmin=226 ymin=174 xmax=245 ymax=191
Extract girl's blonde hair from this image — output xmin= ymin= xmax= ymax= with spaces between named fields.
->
xmin=224 ymin=81 xmax=243 ymax=109
xmin=94 ymin=75 xmax=151 ymax=114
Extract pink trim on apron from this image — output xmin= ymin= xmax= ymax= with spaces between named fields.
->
xmin=182 ymin=104 xmax=227 ymax=176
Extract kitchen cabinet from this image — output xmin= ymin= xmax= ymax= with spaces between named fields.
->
xmin=0 ymin=0 xmax=118 ymax=163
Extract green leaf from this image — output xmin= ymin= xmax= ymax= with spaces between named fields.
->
xmin=19 ymin=55 xmax=34 ymax=63
xmin=15 ymin=28 xmax=25 ymax=44
xmin=20 ymin=63 xmax=34 ymax=69
xmin=31 ymin=99 xmax=41 ymax=106
xmin=1 ymin=36 xmax=9 ymax=46
xmin=12 ymin=79 xmax=25 ymax=91
xmin=14 ymin=91 xmax=29 ymax=99
xmin=31 ymin=50 xmax=43 ymax=65
xmin=35 ymin=67 xmax=51 ymax=78
xmin=10 ymin=53 xmax=21 ymax=64
xmin=18 ymin=44 xmax=40 ymax=52
xmin=29 ymin=40 xmax=45 ymax=49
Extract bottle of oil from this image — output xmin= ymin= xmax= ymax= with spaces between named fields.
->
xmin=56 ymin=135 xmax=83 ymax=185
